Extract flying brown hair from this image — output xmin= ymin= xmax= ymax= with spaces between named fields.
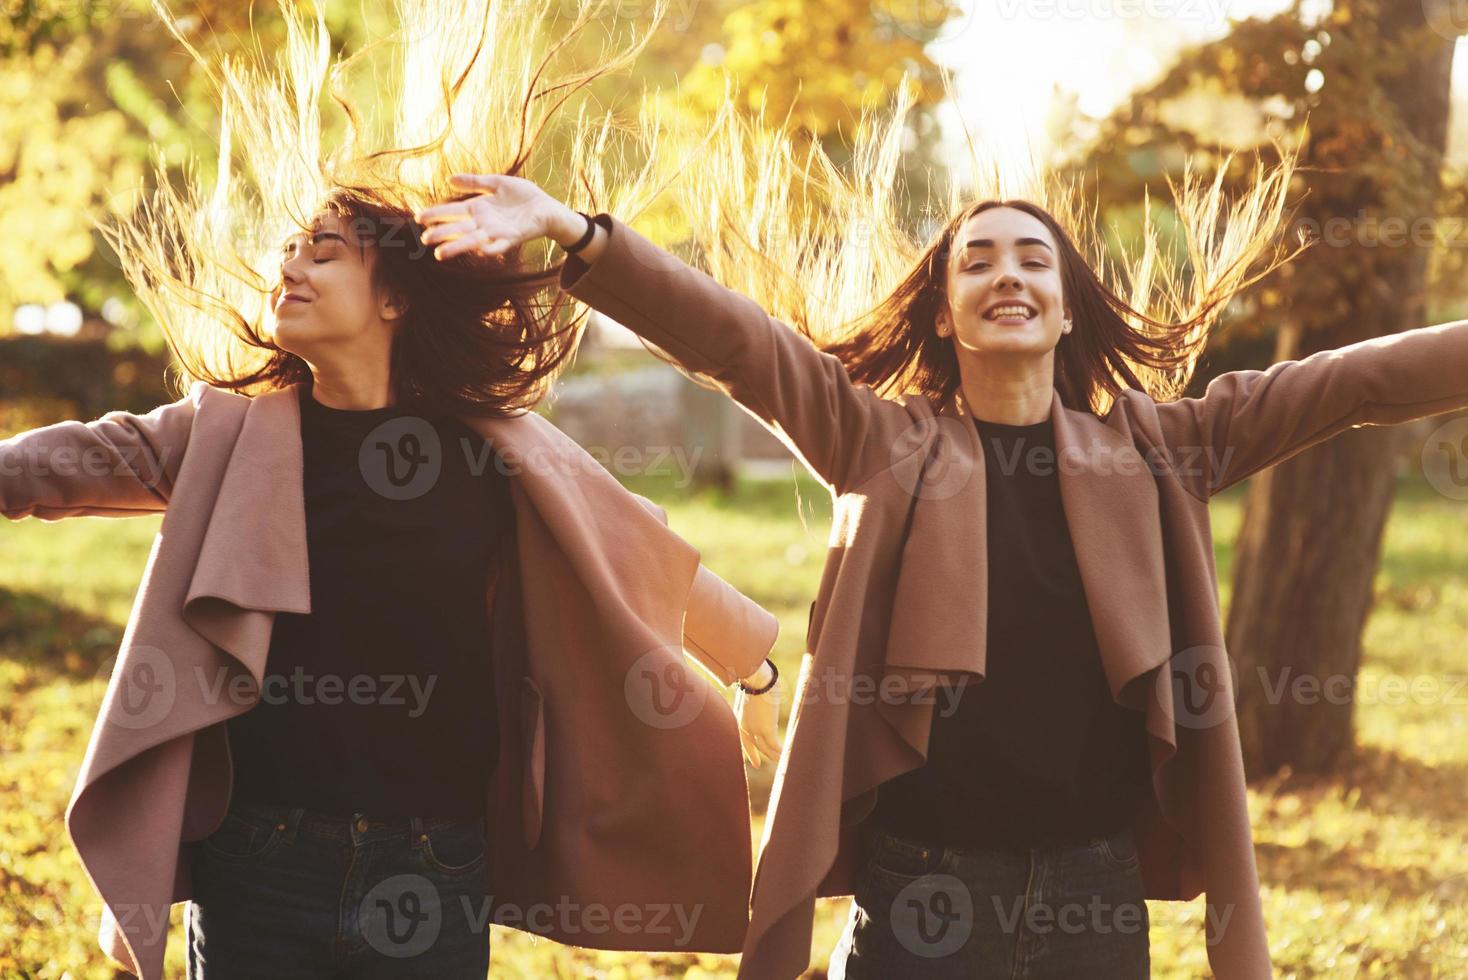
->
xmin=106 ymin=0 xmax=664 ymax=416
xmin=671 ymin=85 xmax=1312 ymax=416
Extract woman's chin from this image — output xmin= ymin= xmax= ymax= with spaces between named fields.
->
xmin=964 ymin=328 xmax=1060 ymax=357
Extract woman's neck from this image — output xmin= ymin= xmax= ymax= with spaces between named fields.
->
xmin=958 ymin=355 xmax=1055 ymax=426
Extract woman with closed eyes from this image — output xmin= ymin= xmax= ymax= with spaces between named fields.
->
xmin=1 ymin=4 xmax=783 ymax=978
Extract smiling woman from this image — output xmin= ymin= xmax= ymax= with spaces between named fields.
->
xmin=0 ymin=2 xmax=790 ymax=979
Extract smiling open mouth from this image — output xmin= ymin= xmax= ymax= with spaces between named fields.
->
xmin=984 ymin=304 xmax=1037 ymax=321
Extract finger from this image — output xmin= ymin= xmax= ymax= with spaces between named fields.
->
xmin=420 ymin=219 xmax=478 ymax=247
xmin=481 ymin=237 xmax=516 ymax=258
xmin=434 ymin=229 xmax=491 ymax=261
xmin=448 ymin=173 xmax=500 ymax=193
xmin=415 ymin=200 xmax=474 ymax=225
xmin=739 ymin=730 xmax=759 ymax=768
xmin=756 ymin=734 xmax=780 ymax=762
xmin=760 ymin=731 xmax=784 ymax=758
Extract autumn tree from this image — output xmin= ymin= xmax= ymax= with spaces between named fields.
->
xmin=1069 ymin=0 xmax=1460 ymax=776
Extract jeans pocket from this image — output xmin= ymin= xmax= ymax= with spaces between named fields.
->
xmin=865 ymin=831 xmax=943 ymax=884
xmin=418 ymin=818 xmax=488 ymax=876
xmin=203 ymin=809 xmax=283 ymax=862
xmin=1095 ymin=830 xmax=1140 ymax=872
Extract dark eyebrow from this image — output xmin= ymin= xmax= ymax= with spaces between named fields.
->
xmin=281 ymin=230 xmax=348 ymax=254
xmin=962 ymin=237 xmax=1053 ymax=252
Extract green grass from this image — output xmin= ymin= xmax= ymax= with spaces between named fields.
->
xmin=1 ymin=469 xmax=1465 ymax=977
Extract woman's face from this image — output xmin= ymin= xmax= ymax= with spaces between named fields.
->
xmin=268 ymin=213 xmax=402 ymax=359
xmin=938 ymin=206 xmax=1071 ymax=359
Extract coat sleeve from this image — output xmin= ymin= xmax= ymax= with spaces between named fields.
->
xmin=0 ymin=380 xmax=203 ymax=520
xmin=1150 ymin=320 xmax=1468 ymax=498
xmin=629 ymin=492 xmax=780 ymax=687
xmin=561 ymin=215 xmax=907 ymax=494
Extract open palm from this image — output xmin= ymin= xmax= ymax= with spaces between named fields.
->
xmin=416 ymin=174 xmax=564 ymax=260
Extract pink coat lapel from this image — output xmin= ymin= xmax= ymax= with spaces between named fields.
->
xmin=68 ymin=382 xmax=775 ymax=980
xmin=883 ymin=387 xmax=1176 ymax=745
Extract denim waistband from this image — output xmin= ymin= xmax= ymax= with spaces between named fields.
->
xmin=864 ymin=821 xmax=1134 ymax=863
xmin=228 ymin=797 xmax=485 ymax=843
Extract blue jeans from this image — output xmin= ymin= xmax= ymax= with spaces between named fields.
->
xmin=186 ymin=799 xmax=491 ymax=978
xmin=829 ymin=824 xmax=1150 ymax=978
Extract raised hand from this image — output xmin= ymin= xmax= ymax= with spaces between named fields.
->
xmin=415 ymin=174 xmax=586 ymax=260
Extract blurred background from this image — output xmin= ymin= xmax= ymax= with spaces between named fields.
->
xmin=3 ymin=0 xmax=1468 ymax=976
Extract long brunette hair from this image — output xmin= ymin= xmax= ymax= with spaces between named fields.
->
xmin=676 ymin=87 xmax=1312 ymax=415
xmin=108 ymin=0 xmax=662 ymax=416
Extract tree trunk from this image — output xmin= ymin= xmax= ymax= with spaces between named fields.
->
xmin=1229 ymin=0 xmax=1455 ymax=779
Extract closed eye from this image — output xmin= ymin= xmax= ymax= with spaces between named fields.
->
xmin=965 ymin=260 xmax=1048 ymax=270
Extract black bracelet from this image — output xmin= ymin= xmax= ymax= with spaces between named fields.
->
xmin=737 ymin=658 xmax=779 ymax=696
xmin=562 ymin=211 xmax=597 ymax=254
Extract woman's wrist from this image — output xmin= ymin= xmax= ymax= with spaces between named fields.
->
xmin=737 ymin=658 xmax=779 ymax=695
xmin=545 ymin=203 xmax=591 ymax=248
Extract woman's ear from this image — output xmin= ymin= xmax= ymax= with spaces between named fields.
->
xmin=936 ymin=306 xmax=952 ymax=338
xmin=379 ymin=289 xmax=408 ymax=323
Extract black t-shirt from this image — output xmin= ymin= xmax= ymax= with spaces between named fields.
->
xmin=226 ymin=376 xmax=510 ymax=820
xmin=868 ymin=414 xmax=1151 ymax=849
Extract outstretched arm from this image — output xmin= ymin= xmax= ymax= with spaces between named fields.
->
xmin=0 ymin=382 xmax=202 ymax=520
xmin=417 ymin=175 xmax=906 ymax=494
xmin=1150 ymin=320 xmax=1468 ymax=498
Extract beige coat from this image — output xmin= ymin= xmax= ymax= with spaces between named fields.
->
xmin=1 ymin=381 xmax=780 ymax=979
xmin=561 ymin=215 xmax=1468 ymax=979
